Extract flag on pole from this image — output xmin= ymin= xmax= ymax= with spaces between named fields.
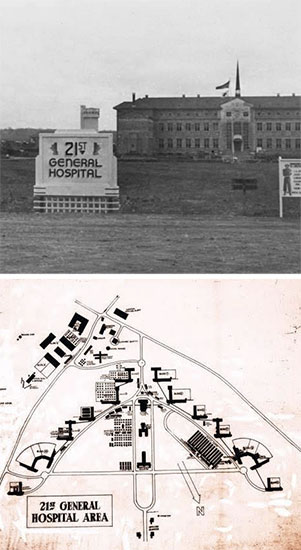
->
xmin=216 ymin=80 xmax=230 ymax=90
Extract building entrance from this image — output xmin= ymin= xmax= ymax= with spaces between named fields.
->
xmin=233 ymin=138 xmax=242 ymax=153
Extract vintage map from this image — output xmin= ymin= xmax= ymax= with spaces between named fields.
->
xmin=0 ymin=279 xmax=300 ymax=549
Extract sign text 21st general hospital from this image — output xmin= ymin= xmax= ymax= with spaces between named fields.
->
xmin=47 ymin=140 xmax=103 ymax=179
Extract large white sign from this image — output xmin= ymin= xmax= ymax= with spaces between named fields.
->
xmin=35 ymin=130 xmax=117 ymax=197
xmin=278 ymin=157 xmax=301 ymax=217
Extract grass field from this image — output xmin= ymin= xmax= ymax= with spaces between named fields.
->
xmin=1 ymin=158 xmax=300 ymax=217
xmin=1 ymin=212 xmax=300 ymax=273
xmin=1 ymin=158 xmax=300 ymax=273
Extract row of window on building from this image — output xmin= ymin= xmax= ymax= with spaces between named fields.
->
xmin=257 ymin=121 xmax=300 ymax=132
xmin=157 ymin=137 xmax=301 ymax=150
xmin=257 ymin=138 xmax=300 ymax=149
xmin=158 ymin=121 xmax=301 ymax=133
xmin=158 ymin=138 xmax=219 ymax=149
xmin=159 ymin=122 xmax=219 ymax=132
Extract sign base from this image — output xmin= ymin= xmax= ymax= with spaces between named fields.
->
xmin=33 ymin=194 xmax=119 ymax=213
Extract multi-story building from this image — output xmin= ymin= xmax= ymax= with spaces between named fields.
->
xmin=114 ymin=67 xmax=300 ymax=159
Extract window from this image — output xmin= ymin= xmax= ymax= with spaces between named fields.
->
xmin=177 ymin=138 xmax=182 ymax=148
xmin=257 ymin=138 xmax=263 ymax=148
xmin=226 ymin=112 xmax=232 ymax=117
xmin=257 ymin=123 xmax=263 ymax=131
xmin=213 ymin=122 xmax=219 ymax=131
xmin=194 ymin=138 xmax=200 ymax=148
xmin=285 ymin=139 xmax=291 ymax=149
xmin=266 ymin=122 xmax=272 ymax=131
xmin=243 ymin=111 xmax=249 ymax=117
xmin=195 ymin=123 xmax=200 ymax=131
xmin=213 ymin=138 xmax=219 ymax=149
xmin=167 ymin=138 xmax=173 ymax=149
xmin=204 ymin=138 xmax=210 ymax=148
xmin=159 ymin=138 xmax=164 ymax=149
xmin=186 ymin=122 xmax=191 ymax=131
xmin=295 ymin=122 xmax=300 ymax=131
xmin=167 ymin=122 xmax=173 ymax=131
xmin=266 ymin=138 xmax=272 ymax=149
xmin=276 ymin=122 xmax=281 ymax=131
xmin=177 ymin=123 xmax=182 ymax=131
xmin=186 ymin=138 xmax=191 ymax=148
xmin=296 ymin=139 xmax=300 ymax=149
xmin=285 ymin=122 xmax=291 ymax=131
xmin=276 ymin=139 xmax=282 ymax=149
xmin=204 ymin=122 xmax=209 ymax=131
xmin=159 ymin=123 xmax=164 ymax=132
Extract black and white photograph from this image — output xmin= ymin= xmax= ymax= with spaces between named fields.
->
xmin=0 ymin=0 xmax=300 ymax=273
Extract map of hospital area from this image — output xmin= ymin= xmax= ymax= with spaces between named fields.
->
xmin=0 ymin=283 xmax=300 ymax=550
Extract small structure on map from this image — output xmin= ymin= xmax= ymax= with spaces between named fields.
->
xmin=33 ymin=106 xmax=119 ymax=213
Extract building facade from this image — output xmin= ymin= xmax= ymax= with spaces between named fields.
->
xmin=114 ymin=81 xmax=301 ymax=159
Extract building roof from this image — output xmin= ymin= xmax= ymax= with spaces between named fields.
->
xmin=114 ymin=95 xmax=301 ymax=111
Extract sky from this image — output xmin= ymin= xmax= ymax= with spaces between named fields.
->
xmin=0 ymin=0 xmax=300 ymax=130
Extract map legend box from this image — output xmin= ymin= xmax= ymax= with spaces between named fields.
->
xmin=26 ymin=494 xmax=113 ymax=528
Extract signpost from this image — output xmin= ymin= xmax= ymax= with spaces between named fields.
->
xmin=232 ymin=178 xmax=258 ymax=193
xmin=231 ymin=178 xmax=258 ymax=215
xmin=278 ymin=157 xmax=301 ymax=218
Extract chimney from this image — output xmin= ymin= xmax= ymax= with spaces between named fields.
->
xmin=145 ymin=94 xmax=149 ymax=98
xmin=197 ymin=94 xmax=200 ymax=98
xmin=277 ymin=93 xmax=280 ymax=97
xmin=292 ymin=93 xmax=295 ymax=96
xmin=182 ymin=94 xmax=186 ymax=98
xmin=132 ymin=92 xmax=136 ymax=103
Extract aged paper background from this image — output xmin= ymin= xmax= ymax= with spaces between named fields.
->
xmin=0 ymin=278 xmax=300 ymax=549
